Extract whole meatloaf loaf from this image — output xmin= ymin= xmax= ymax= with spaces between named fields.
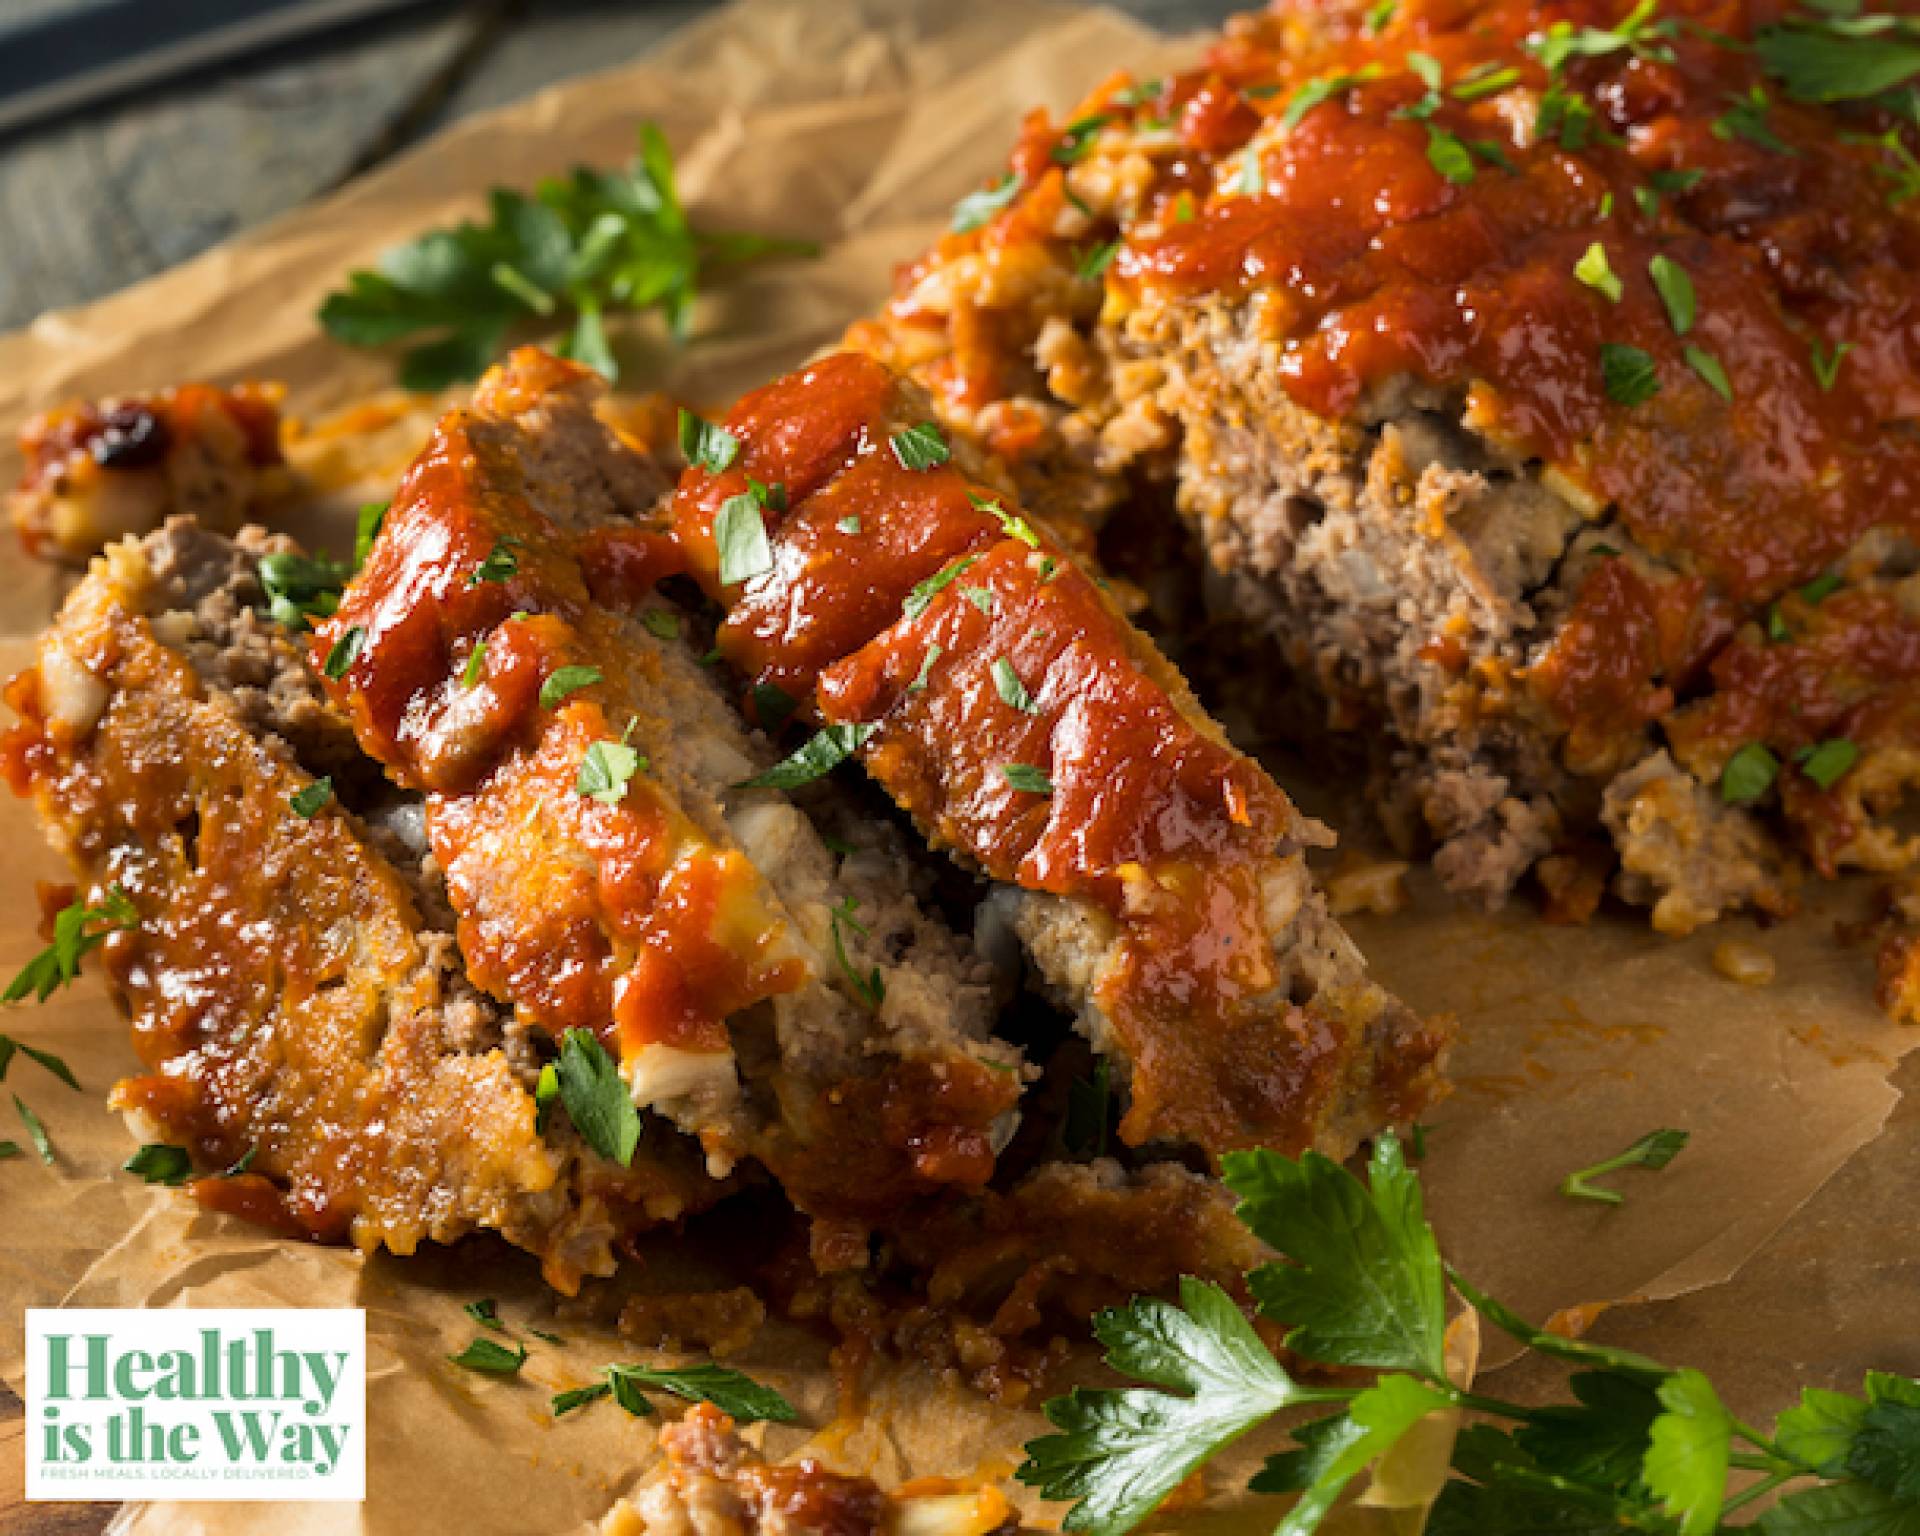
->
xmin=849 ymin=0 xmax=1920 ymax=955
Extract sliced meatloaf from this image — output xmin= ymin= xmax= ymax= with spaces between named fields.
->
xmin=1 ymin=518 xmax=723 ymax=1290
xmin=671 ymin=350 xmax=1449 ymax=1161
xmin=11 ymin=384 xmax=289 ymax=564
xmin=849 ymin=0 xmax=1920 ymax=961
xmin=315 ymin=348 xmax=1027 ymax=1241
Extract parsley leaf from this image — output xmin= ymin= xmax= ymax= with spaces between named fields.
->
xmin=1722 ymin=742 xmax=1781 ymax=805
xmin=951 ymin=173 xmax=1021 ymax=234
xmin=320 ymin=125 xmax=815 ymax=387
xmin=1642 ymin=1369 xmax=1733 ymax=1536
xmin=1648 ymin=253 xmax=1696 ymax=334
xmin=323 ymin=626 xmax=364 ymax=682
xmin=1575 ymin=242 xmax=1623 ymax=302
xmin=289 ymin=778 xmax=333 ymax=819
xmin=1848 ymin=1373 xmax=1920 ymax=1500
xmin=1225 ymin=1133 xmax=1447 ymax=1378
xmin=904 ymin=556 xmax=980 ymax=621
xmin=1685 ymin=344 xmax=1734 ymax=401
xmin=1798 ymin=738 xmax=1859 ymax=790
xmin=1001 ymin=763 xmax=1054 ymax=796
xmin=123 ymin=1144 xmax=192 ymax=1186
xmin=14 ymin=1095 xmax=52 ymax=1164
xmin=469 ymin=538 xmax=519 ymax=585
xmin=679 ymin=408 xmax=739 ymax=473
xmin=1284 ymin=65 xmax=1385 ymax=129
xmin=448 ymin=1337 xmax=527 ymax=1375
xmin=1811 ymin=338 xmax=1852 ymax=392
xmin=828 ymin=898 xmax=885 ymax=1011
xmin=5 ymin=886 xmax=138 ymax=1005
xmin=1273 ymin=1376 xmax=1453 ymax=1536
xmin=1600 ymin=343 xmax=1661 ymax=405
xmin=738 ymin=723 xmax=874 ymax=790
xmin=552 ymin=1027 xmax=640 ymax=1166
xmin=1018 ymin=1277 xmax=1309 ymax=1536
xmin=354 ymin=501 xmax=388 ymax=566
xmin=606 ymin=1363 xmax=797 ymax=1423
xmin=577 ymin=738 xmax=644 ymax=805
xmin=552 ymin=1382 xmax=612 ymax=1416
xmin=540 ymin=665 xmax=602 ymax=709
xmin=1776 ymin=1388 xmax=1868 ymax=1477
xmin=1756 ymin=19 xmax=1920 ymax=105
xmin=257 ymin=551 xmax=348 ymax=631
xmin=1560 ymin=1127 xmax=1689 ymax=1204
xmin=992 ymin=657 xmax=1042 ymax=714
xmin=714 ymin=490 xmax=774 ymax=586
xmin=465 ymin=1299 xmax=505 ymax=1332
xmin=1426 ymin=127 xmax=1478 ymax=184
xmin=891 ymin=422 xmax=950 ymax=472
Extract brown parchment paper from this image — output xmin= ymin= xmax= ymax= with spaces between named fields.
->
xmin=2 ymin=0 xmax=1918 ymax=1531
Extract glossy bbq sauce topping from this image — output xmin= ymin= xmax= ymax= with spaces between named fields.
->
xmin=674 ymin=352 xmax=1382 ymax=1154
xmin=317 ymin=402 xmax=801 ymax=1063
xmin=897 ymin=0 xmax=1920 ymax=838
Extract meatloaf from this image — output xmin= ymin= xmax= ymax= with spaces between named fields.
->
xmin=0 ymin=518 xmax=723 ymax=1290
xmin=849 ymin=0 xmax=1920 ymax=960
xmin=11 ymin=384 xmax=288 ymax=564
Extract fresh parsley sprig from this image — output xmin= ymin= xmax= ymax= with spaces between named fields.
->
xmin=1019 ymin=1132 xmax=1920 ymax=1536
xmin=4 ymin=886 xmax=137 ymax=1005
xmin=319 ymin=125 xmax=817 ymax=390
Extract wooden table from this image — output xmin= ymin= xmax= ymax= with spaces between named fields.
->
xmin=0 ymin=0 xmax=1238 ymax=334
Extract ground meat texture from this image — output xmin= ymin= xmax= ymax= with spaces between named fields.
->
xmin=317 ymin=348 xmax=1022 ymax=1238
xmin=10 ymin=383 xmax=289 ymax=565
xmin=603 ymin=1404 xmax=1020 ymax=1536
xmin=0 ymin=519 xmax=725 ymax=1289
xmin=673 ymin=351 xmax=1448 ymax=1163
xmin=847 ymin=0 xmax=1920 ymax=965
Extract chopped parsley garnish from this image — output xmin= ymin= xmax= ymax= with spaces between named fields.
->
xmin=969 ymin=489 xmax=1040 ymax=547
xmin=465 ymin=1299 xmax=505 ymax=1332
xmin=323 ymin=625 xmax=365 ymax=682
xmin=1650 ymin=166 xmax=1705 ymax=197
xmin=1575 ymin=242 xmax=1623 ymax=302
xmin=903 ymin=555 xmax=978 ymax=620
xmin=890 ymin=421 xmax=950 ymax=471
xmin=1561 ymin=1128 xmax=1689 ymax=1204
xmin=1713 ymin=86 xmax=1795 ymax=155
xmin=468 ymin=538 xmax=519 ymax=585
xmin=124 ymin=1144 xmax=192 ymax=1186
xmin=1453 ymin=62 xmax=1520 ymax=101
xmin=1685 ymin=344 xmax=1734 ymax=401
xmin=1053 ymin=115 xmax=1111 ymax=165
xmin=540 ymin=665 xmax=602 ymax=709
xmin=641 ymin=609 xmax=680 ymax=642
xmin=1079 ymin=239 xmax=1120 ymax=278
xmin=1721 ymin=741 xmax=1781 ymax=804
xmin=1528 ymin=0 xmax=1666 ymax=74
xmin=1426 ymin=127 xmax=1477 ymax=184
xmin=551 ymin=1027 xmax=640 ymax=1166
xmin=961 ymin=584 xmax=996 ymax=615
xmin=354 ymin=500 xmax=388 ymax=566
xmin=1110 ymin=77 xmax=1165 ymax=109
xmin=714 ymin=490 xmax=774 ymax=586
xmin=1798 ymin=738 xmax=1860 ymax=790
xmin=577 ymin=738 xmax=644 ymax=805
xmin=1811 ymin=337 xmax=1853 ymax=392
xmin=1283 ymin=64 xmax=1385 ymax=130
xmin=0 ymin=1037 xmax=78 ymax=1091
xmin=1767 ymin=603 xmax=1792 ymax=643
xmin=829 ymin=898 xmax=885 ymax=1011
xmin=318 ymin=125 xmax=816 ymax=388
xmin=1406 ymin=51 xmax=1443 ymax=92
xmin=534 ymin=1062 xmax=558 ymax=1135
xmin=1001 ymin=763 xmax=1054 ymax=796
xmin=992 ymin=657 xmax=1041 ymax=714
xmin=1648 ymin=253 xmax=1696 ymax=334
xmin=837 ymin=514 xmax=862 ymax=534
xmin=448 ymin=1337 xmax=527 ymax=1375
xmin=14 ymin=1096 xmax=52 ymax=1164
xmin=257 ymin=551 xmax=348 ymax=631
xmin=909 ymin=644 xmax=943 ymax=693
xmin=221 ymin=1146 xmax=257 ymax=1178
xmin=554 ymin=1364 xmax=796 ymax=1424
xmin=289 ymin=778 xmax=333 ymax=819
xmin=1801 ymin=569 xmax=1843 ymax=605
xmin=678 ymin=408 xmax=739 ymax=473
xmin=1538 ymin=85 xmax=1597 ymax=150
xmin=951 ymin=173 xmax=1021 ymax=234
xmin=1599 ymin=342 xmax=1660 ymax=405
xmin=0 ymin=1142 xmax=21 ymax=1161
xmin=460 ymin=639 xmax=488 ymax=689
xmin=738 ymin=723 xmax=874 ymax=790
xmin=5 ymin=886 xmax=137 ymax=1005
xmin=1754 ymin=13 xmax=1920 ymax=105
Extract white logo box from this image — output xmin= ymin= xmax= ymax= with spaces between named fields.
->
xmin=25 ymin=1307 xmax=366 ymax=1502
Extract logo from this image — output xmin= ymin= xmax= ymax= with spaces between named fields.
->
xmin=25 ymin=1308 xmax=365 ymax=1501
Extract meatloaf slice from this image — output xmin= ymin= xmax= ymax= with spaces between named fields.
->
xmin=671 ymin=350 xmax=1448 ymax=1161
xmin=10 ymin=384 xmax=289 ymax=565
xmin=315 ymin=348 xmax=1023 ymax=1240
xmin=1 ymin=518 xmax=723 ymax=1289
xmin=850 ymin=0 xmax=1920 ymax=959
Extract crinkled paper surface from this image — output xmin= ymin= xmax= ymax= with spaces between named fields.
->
xmin=1 ymin=1 xmax=1916 ymax=1531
